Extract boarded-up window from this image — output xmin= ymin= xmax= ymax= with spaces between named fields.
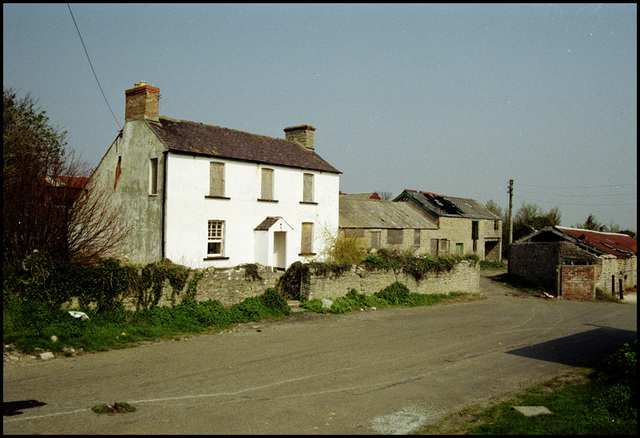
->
xmin=430 ymin=239 xmax=439 ymax=255
xmin=371 ymin=231 xmax=381 ymax=249
xmin=303 ymin=173 xmax=314 ymax=202
xmin=414 ymin=229 xmax=421 ymax=246
xmin=261 ymin=168 xmax=274 ymax=200
xmin=387 ymin=229 xmax=403 ymax=245
xmin=344 ymin=229 xmax=364 ymax=238
xmin=207 ymin=220 xmax=224 ymax=256
xmin=209 ymin=162 xmax=225 ymax=197
xmin=301 ymin=222 xmax=313 ymax=254
xmin=431 ymin=238 xmax=450 ymax=255
xmin=149 ymin=158 xmax=158 ymax=195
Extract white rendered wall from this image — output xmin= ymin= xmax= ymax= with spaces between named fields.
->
xmin=163 ymin=153 xmax=339 ymax=269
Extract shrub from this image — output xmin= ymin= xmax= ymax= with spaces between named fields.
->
xmin=235 ymin=296 xmax=266 ymax=322
xmin=374 ymin=282 xmax=411 ymax=305
xmin=323 ymin=233 xmax=368 ymax=265
xmin=276 ymin=261 xmax=309 ymax=301
xmin=345 ymin=288 xmax=368 ymax=307
xmin=260 ymin=288 xmax=291 ymax=317
xmin=360 ymin=249 xmax=477 ymax=281
xmin=300 ymin=298 xmax=327 ymax=313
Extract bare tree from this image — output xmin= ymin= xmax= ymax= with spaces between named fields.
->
xmin=66 ymin=171 xmax=131 ymax=264
xmin=3 ymin=88 xmax=130 ymax=267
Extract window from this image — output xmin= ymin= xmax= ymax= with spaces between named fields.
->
xmin=209 ymin=162 xmax=225 ymax=197
xmin=302 ymin=173 xmax=314 ymax=203
xmin=494 ymin=220 xmax=500 ymax=231
xmin=207 ymin=220 xmax=224 ymax=256
xmin=456 ymin=243 xmax=464 ymax=254
xmin=114 ymin=156 xmax=122 ymax=190
xmin=370 ymin=231 xmax=381 ymax=249
xmin=430 ymin=238 xmax=450 ymax=255
xmin=472 ymin=220 xmax=479 ymax=240
xmin=260 ymin=168 xmax=274 ymax=200
xmin=149 ymin=158 xmax=158 ymax=195
xmin=414 ymin=229 xmax=421 ymax=246
xmin=301 ymin=222 xmax=314 ymax=254
xmin=344 ymin=229 xmax=364 ymax=238
xmin=387 ymin=229 xmax=403 ymax=245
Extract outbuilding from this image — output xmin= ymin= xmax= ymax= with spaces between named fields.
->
xmin=509 ymin=226 xmax=637 ymax=300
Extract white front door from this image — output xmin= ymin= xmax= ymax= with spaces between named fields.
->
xmin=273 ymin=231 xmax=286 ymax=270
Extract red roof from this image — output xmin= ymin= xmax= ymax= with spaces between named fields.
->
xmin=56 ymin=176 xmax=90 ymax=189
xmin=556 ymin=226 xmax=637 ymax=258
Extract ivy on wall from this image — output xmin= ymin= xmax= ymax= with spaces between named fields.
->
xmin=6 ymin=254 xmax=204 ymax=311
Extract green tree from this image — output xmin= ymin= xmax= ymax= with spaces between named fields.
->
xmin=576 ymin=213 xmax=606 ymax=232
xmin=484 ymin=199 xmax=503 ymax=218
xmin=3 ymin=88 xmax=130 ymax=269
xmin=512 ymin=202 xmax=562 ymax=241
xmin=3 ymin=88 xmax=71 ymax=266
xmin=574 ymin=214 xmax=636 ymax=238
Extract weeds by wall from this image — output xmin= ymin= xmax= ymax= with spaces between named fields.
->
xmin=4 ymin=250 xmax=480 ymax=312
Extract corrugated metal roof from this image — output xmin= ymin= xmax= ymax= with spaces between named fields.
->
xmin=399 ymin=189 xmax=499 ymax=220
xmin=148 ymin=117 xmax=340 ymax=174
xmin=555 ymin=226 xmax=637 ymax=258
xmin=339 ymin=197 xmax=438 ymax=229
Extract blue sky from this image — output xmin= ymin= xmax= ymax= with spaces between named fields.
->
xmin=3 ymin=3 xmax=637 ymax=231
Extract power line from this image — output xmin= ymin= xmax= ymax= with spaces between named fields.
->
xmin=519 ymin=182 xmax=636 ymax=190
xmin=518 ymin=196 xmax=636 ymax=207
xmin=67 ymin=4 xmax=121 ymax=130
xmin=518 ymin=189 xmax=636 ymax=198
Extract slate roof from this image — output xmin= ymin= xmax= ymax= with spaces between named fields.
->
xmin=339 ymin=196 xmax=438 ymax=229
xmin=340 ymin=192 xmax=381 ymax=200
xmin=397 ymin=189 xmax=499 ymax=220
xmin=516 ymin=226 xmax=637 ymax=259
xmin=147 ymin=116 xmax=340 ymax=174
xmin=254 ymin=217 xmax=281 ymax=231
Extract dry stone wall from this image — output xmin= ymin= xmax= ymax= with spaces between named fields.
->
xmin=307 ymin=260 xmax=479 ymax=300
xmin=122 ymin=261 xmax=479 ymax=309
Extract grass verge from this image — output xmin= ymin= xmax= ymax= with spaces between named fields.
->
xmin=3 ymin=283 xmax=480 ymax=356
xmin=414 ymin=339 xmax=637 ymax=435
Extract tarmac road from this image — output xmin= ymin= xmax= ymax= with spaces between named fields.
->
xmin=3 ymin=272 xmax=637 ymax=434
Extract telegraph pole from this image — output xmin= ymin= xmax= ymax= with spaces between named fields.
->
xmin=508 ymin=179 xmax=514 ymax=245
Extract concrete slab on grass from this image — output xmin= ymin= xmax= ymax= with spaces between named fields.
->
xmin=512 ymin=406 xmax=553 ymax=417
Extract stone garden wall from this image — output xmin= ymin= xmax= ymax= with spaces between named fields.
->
xmin=307 ymin=260 xmax=479 ymax=300
xmin=131 ymin=260 xmax=480 ymax=309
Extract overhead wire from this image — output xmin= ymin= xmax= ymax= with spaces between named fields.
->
xmin=511 ymin=181 xmax=637 ymax=207
xmin=67 ymin=4 xmax=121 ymax=130
xmin=519 ymin=182 xmax=636 ymax=189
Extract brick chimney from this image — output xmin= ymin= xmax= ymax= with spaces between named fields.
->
xmin=125 ymin=81 xmax=160 ymax=121
xmin=284 ymin=125 xmax=316 ymax=152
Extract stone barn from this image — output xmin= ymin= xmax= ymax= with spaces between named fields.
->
xmin=508 ymin=226 xmax=637 ymax=300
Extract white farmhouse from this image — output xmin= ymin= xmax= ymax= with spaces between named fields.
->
xmin=90 ymin=81 xmax=341 ymax=269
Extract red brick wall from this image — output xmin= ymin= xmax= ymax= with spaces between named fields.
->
xmin=560 ymin=264 xmax=601 ymax=300
xmin=125 ymin=84 xmax=159 ymax=120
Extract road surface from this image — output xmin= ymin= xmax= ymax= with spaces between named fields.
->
xmin=3 ymin=273 xmax=636 ymax=434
